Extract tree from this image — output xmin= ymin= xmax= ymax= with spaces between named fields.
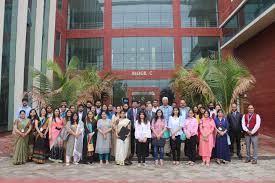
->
xmin=32 ymin=57 xmax=115 ymax=109
xmin=172 ymin=57 xmax=256 ymax=114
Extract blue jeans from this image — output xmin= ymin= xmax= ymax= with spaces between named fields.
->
xmin=154 ymin=145 xmax=164 ymax=160
xmin=99 ymin=153 xmax=109 ymax=161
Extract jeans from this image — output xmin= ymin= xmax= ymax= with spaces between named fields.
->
xmin=99 ymin=153 xmax=109 ymax=161
xmin=153 ymin=145 xmax=164 ymax=160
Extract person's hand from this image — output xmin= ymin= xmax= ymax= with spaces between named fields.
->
xmin=39 ymin=133 xmax=44 ymax=138
xmin=156 ymin=134 xmax=160 ymax=140
xmin=49 ymin=135 xmax=52 ymax=140
xmin=247 ymin=131 xmax=252 ymax=136
xmin=103 ymin=134 xmax=107 ymax=139
xmin=172 ymin=135 xmax=176 ymax=140
xmin=143 ymin=138 xmax=147 ymax=143
xmin=21 ymin=132 xmax=25 ymax=137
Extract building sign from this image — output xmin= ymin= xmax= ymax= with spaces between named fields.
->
xmin=131 ymin=71 xmax=153 ymax=76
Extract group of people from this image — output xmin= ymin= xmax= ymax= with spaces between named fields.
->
xmin=13 ymin=97 xmax=261 ymax=167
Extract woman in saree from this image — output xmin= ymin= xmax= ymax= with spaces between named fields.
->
xmin=115 ymin=110 xmax=131 ymax=166
xmin=48 ymin=108 xmax=65 ymax=163
xmin=111 ymin=106 xmax=121 ymax=157
xmin=199 ymin=110 xmax=216 ymax=167
xmin=13 ymin=110 xmax=32 ymax=165
xmin=28 ymin=109 xmax=40 ymax=161
xmin=65 ymin=112 xmax=84 ymax=165
xmin=33 ymin=108 xmax=49 ymax=164
xmin=82 ymin=111 xmax=97 ymax=164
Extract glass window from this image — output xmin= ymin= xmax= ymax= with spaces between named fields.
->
xmin=182 ymin=36 xmax=219 ymax=68
xmin=180 ymin=0 xmax=218 ymax=27
xmin=112 ymin=0 xmax=173 ymax=28
xmin=57 ymin=0 xmax=62 ymax=11
xmin=55 ymin=32 xmax=61 ymax=57
xmin=67 ymin=38 xmax=104 ymax=70
xmin=68 ymin=0 xmax=104 ymax=29
xmin=222 ymin=0 xmax=274 ymax=45
xmin=112 ymin=37 xmax=175 ymax=70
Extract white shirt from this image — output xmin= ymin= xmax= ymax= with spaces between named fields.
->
xmin=152 ymin=106 xmax=159 ymax=113
xmin=241 ymin=114 xmax=261 ymax=135
xmin=134 ymin=121 xmax=152 ymax=140
xmin=168 ymin=116 xmax=184 ymax=136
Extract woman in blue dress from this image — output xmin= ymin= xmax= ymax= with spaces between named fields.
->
xmin=214 ymin=109 xmax=231 ymax=164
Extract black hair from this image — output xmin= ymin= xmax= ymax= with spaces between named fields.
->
xmin=153 ymin=109 xmax=164 ymax=123
xmin=188 ymin=109 xmax=195 ymax=118
xmin=28 ymin=109 xmax=39 ymax=121
xmin=137 ymin=110 xmax=148 ymax=124
xmin=204 ymin=110 xmax=210 ymax=117
xmin=52 ymin=108 xmax=61 ymax=122
xmin=39 ymin=107 xmax=47 ymax=117
xmin=19 ymin=110 xmax=26 ymax=114
xmin=199 ymin=106 xmax=206 ymax=119
xmin=132 ymin=100 xmax=138 ymax=104
xmin=71 ymin=112 xmax=79 ymax=124
xmin=65 ymin=110 xmax=72 ymax=122
xmin=217 ymin=109 xmax=224 ymax=114
xmin=171 ymin=107 xmax=180 ymax=117
xmin=22 ymin=97 xmax=28 ymax=102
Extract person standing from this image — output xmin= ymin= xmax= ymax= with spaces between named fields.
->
xmin=95 ymin=100 xmax=102 ymax=115
xmin=127 ymin=100 xmax=140 ymax=158
xmin=77 ymin=104 xmax=87 ymax=122
xmin=214 ymin=109 xmax=231 ymax=164
xmin=168 ymin=107 xmax=184 ymax=165
xmin=15 ymin=98 xmax=32 ymax=119
xmin=115 ymin=111 xmax=131 ymax=166
xmin=46 ymin=105 xmax=53 ymax=118
xmin=13 ymin=110 xmax=32 ymax=165
xmin=242 ymin=105 xmax=261 ymax=164
xmin=152 ymin=99 xmax=159 ymax=113
xmin=151 ymin=109 xmax=166 ymax=166
xmin=208 ymin=102 xmax=216 ymax=119
xmin=146 ymin=103 xmax=155 ymax=122
xmin=135 ymin=111 xmax=151 ymax=167
xmin=184 ymin=110 xmax=198 ymax=166
xmin=96 ymin=111 xmax=112 ymax=165
xmin=111 ymin=106 xmax=122 ymax=158
xmin=179 ymin=99 xmax=190 ymax=120
xmin=28 ymin=109 xmax=40 ymax=161
xmin=199 ymin=111 xmax=216 ymax=167
xmin=227 ymin=103 xmax=243 ymax=159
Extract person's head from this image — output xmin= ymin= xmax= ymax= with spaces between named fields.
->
xmin=71 ymin=112 xmax=79 ymax=123
xmin=152 ymin=100 xmax=159 ymax=107
xmin=108 ymin=104 xmax=113 ymax=111
xmin=69 ymin=105 xmax=76 ymax=113
xmin=102 ymin=104 xmax=108 ymax=111
xmin=154 ymin=109 xmax=164 ymax=121
xmin=203 ymin=110 xmax=210 ymax=118
xmin=248 ymin=104 xmax=255 ymax=114
xmin=95 ymin=100 xmax=101 ymax=108
xmin=60 ymin=105 xmax=66 ymax=112
xmin=140 ymin=103 xmax=146 ymax=110
xmin=132 ymin=100 xmax=138 ymax=109
xmin=19 ymin=110 xmax=26 ymax=119
xmin=180 ymin=99 xmax=187 ymax=108
xmin=188 ymin=109 xmax=195 ymax=118
xmin=138 ymin=111 xmax=147 ymax=124
xmin=61 ymin=100 xmax=67 ymax=108
xmin=172 ymin=107 xmax=180 ymax=117
xmin=46 ymin=105 xmax=53 ymax=114
xmin=101 ymin=111 xmax=107 ymax=119
xmin=87 ymin=111 xmax=94 ymax=120
xmin=22 ymin=98 xmax=28 ymax=107
xmin=231 ymin=103 xmax=237 ymax=112
xmin=40 ymin=108 xmax=47 ymax=117
xmin=116 ymin=106 xmax=121 ymax=114
xmin=78 ymin=104 xmax=84 ymax=112
xmin=172 ymin=102 xmax=177 ymax=108
xmin=119 ymin=110 xmax=126 ymax=119
xmin=209 ymin=102 xmax=214 ymax=110
xmin=146 ymin=101 xmax=152 ymax=105
xmin=66 ymin=110 xmax=72 ymax=121
xmin=123 ymin=103 xmax=129 ymax=112
xmin=147 ymin=103 xmax=153 ymax=111
xmin=86 ymin=101 xmax=92 ymax=108
xmin=53 ymin=108 xmax=61 ymax=119
xmin=29 ymin=109 xmax=38 ymax=119
xmin=91 ymin=106 xmax=96 ymax=113
xmin=200 ymin=106 xmax=206 ymax=114
xmin=215 ymin=104 xmax=221 ymax=111
xmin=193 ymin=106 xmax=198 ymax=114
xmin=197 ymin=104 xmax=202 ymax=110
xmin=162 ymin=97 xmax=169 ymax=106
xmin=217 ymin=109 xmax=224 ymax=118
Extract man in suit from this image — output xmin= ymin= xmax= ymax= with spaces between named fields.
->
xmin=146 ymin=103 xmax=155 ymax=156
xmin=127 ymin=100 xmax=140 ymax=158
xmin=77 ymin=104 xmax=87 ymax=122
xmin=227 ymin=103 xmax=243 ymax=159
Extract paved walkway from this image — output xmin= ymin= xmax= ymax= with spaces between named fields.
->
xmin=1 ymin=132 xmax=275 ymax=182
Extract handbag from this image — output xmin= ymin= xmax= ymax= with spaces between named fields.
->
xmin=88 ymin=143 xmax=94 ymax=152
xmin=152 ymin=138 xmax=165 ymax=147
xmin=163 ymin=130 xmax=170 ymax=139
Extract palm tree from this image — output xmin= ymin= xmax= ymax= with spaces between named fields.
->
xmin=172 ymin=57 xmax=256 ymax=114
xmin=32 ymin=57 xmax=115 ymax=109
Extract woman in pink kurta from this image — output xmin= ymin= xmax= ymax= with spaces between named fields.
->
xmin=199 ymin=110 xmax=216 ymax=167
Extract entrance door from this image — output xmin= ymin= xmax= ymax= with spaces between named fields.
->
xmin=128 ymin=87 xmax=160 ymax=104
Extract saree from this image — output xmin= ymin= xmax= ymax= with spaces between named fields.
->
xmin=111 ymin=115 xmax=120 ymax=157
xmin=13 ymin=118 xmax=31 ymax=165
xmin=73 ymin=121 xmax=84 ymax=162
xmin=115 ymin=118 xmax=130 ymax=165
xmin=49 ymin=117 xmax=64 ymax=162
xmin=28 ymin=119 xmax=36 ymax=160
xmin=33 ymin=117 xmax=49 ymax=164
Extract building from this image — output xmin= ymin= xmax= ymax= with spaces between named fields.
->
xmin=220 ymin=0 xmax=275 ymax=135
xmin=0 ymin=0 xmax=56 ymax=131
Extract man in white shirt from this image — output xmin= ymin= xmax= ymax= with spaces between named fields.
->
xmin=242 ymin=104 xmax=261 ymax=164
xmin=179 ymin=99 xmax=190 ymax=120
xmin=16 ymin=98 xmax=32 ymax=118
xmin=152 ymin=99 xmax=159 ymax=113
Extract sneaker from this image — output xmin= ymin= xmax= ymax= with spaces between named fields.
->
xmin=142 ymin=163 xmax=147 ymax=167
xmin=137 ymin=163 xmax=142 ymax=167
xmin=245 ymin=159 xmax=251 ymax=163
xmin=73 ymin=162 xmax=79 ymax=165
xmin=251 ymin=159 xmax=257 ymax=164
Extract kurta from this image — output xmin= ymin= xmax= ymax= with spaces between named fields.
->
xmin=199 ymin=117 xmax=216 ymax=157
xmin=213 ymin=117 xmax=231 ymax=161
xmin=95 ymin=119 xmax=112 ymax=154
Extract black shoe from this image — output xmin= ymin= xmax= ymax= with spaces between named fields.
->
xmin=238 ymin=155 xmax=242 ymax=160
xmin=166 ymin=153 xmax=171 ymax=157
